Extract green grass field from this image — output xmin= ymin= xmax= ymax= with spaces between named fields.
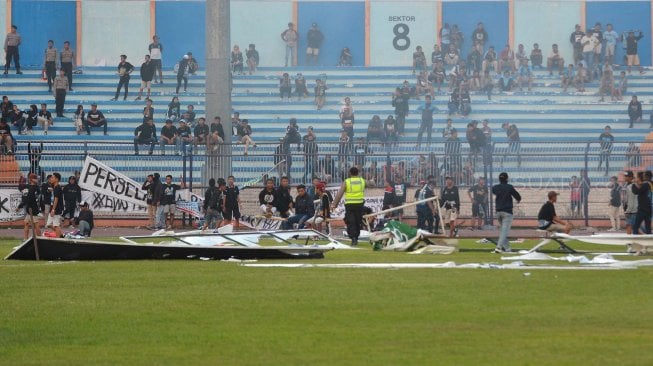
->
xmin=1 ymin=238 xmax=653 ymax=365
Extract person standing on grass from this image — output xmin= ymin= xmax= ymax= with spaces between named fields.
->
xmin=16 ymin=173 xmax=41 ymax=240
xmin=491 ymin=172 xmax=521 ymax=253
xmin=136 ymin=55 xmax=155 ymax=100
xmin=62 ymin=176 xmax=81 ymax=228
xmin=468 ymin=177 xmax=488 ymax=230
xmin=332 ymin=167 xmax=366 ymax=246
xmin=202 ymin=178 xmax=224 ymax=231
xmin=223 ymin=175 xmax=241 ymax=229
xmin=159 ymin=174 xmax=185 ymax=230
xmin=607 ymin=176 xmax=622 ymax=231
xmin=440 ymin=176 xmax=460 ymax=238
xmin=622 ymin=170 xmax=638 ymax=234
xmin=47 ymin=172 xmax=64 ymax=238
xmin=631 ymin=171 xmax=652 ymax=234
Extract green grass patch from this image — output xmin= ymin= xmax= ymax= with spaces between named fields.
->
xmin=1 ymin=238 xmax=652 ymax=365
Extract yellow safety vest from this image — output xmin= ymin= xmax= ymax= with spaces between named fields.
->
xmin=344 ymin=177 xmax=365 ymax=204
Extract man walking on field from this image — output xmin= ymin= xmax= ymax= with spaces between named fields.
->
xmin=491 ymin=172 xmax=521 ymax=253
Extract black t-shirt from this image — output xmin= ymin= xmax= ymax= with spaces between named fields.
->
xmin=441 ymin=186 xmax=460 ymax=209
xmin=537 ymin=201 xmax=556 ymax=223
xmin=161 ymin=125 xmax=177 ymax=139
xmin=160 ymin=183 xmax=181 ymax=205
xmin=52 ymin=185 xmax=64 ymax=215
xmin=225 ymin=185 xmax=239 ymax=207
xmin=632 ymin=182 xmax=652 ymax=214
xmin=468 ymin=184 xmax=488 ymax=204
xmin=259 ymin=188 xmax=277 ymax=206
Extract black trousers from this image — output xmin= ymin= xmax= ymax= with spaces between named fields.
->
xmin=55 ymin=89 xmax=66 ymax=116
xmin=5 ymin=46 xmax=20 ymax=71
xmin=417 ymin=120 xmax=433 ymax=144
xmin=115 ymin=75 xmax=130 ymax=99
xmin=46 ymin=61 xmax=56 ymax=89
xmin=61 ymin=62 xmax=73 ymax=89
xmin=176 ymin=74 xmax=188 ymax=93
xmin=344 ymin=203 xmax=364 ymax=241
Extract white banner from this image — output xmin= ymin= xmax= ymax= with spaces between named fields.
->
xmin=240 ymin=215 xmax=283 ymax=231
xmin=81 ymin=191 xmax=147 ymax=215
xmin=0 ymin=189 xmax=25 ymax=223
xmin=79 ymin=156 xmax=148 ymax=208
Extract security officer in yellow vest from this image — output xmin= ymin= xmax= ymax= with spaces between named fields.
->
xmin=331 ymin=166 xmax=366 ymax=245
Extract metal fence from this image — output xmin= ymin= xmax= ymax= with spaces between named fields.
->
xmin=1 ymin=139 xmax=651 ymax=223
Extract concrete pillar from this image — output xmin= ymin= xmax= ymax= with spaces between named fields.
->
xmin=205 ymin=0 xmax=232 ymax=182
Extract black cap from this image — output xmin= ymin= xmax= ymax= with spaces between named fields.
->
xmin=499 ymin=172 xmax=508 ymax=181
xmin=624 ymin=170 xmax=634 ymax=178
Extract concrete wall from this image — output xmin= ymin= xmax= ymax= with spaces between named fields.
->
xmin=81 ymin=0 xmax=150 ymax=66
xmin=156 ymin=1 xmax=206 ymax=68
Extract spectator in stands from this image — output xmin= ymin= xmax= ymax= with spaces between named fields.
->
xmin=275 ymin=176 xmax=293 ymax=218
xmin=439 ymin=23 xmax=451 ymax=50
xmin=383 ymin=115 xmax=398 ymax=146
xmin=482 ymin=46 xmax=497 ymax=74
xmin=133 ymin=118 xmax=157 ymax=155
xmin=340 ymin=96 xmax=355 ymax=127
xmin=279 ymin=72 xmax=292 ymax=101
xmin=431 ymin=44 xmax=443 ymax=66
xmin=444 ymin=129 xmax=462 ymax=179
xmin=284 ymin=184 xmax=314 ymax=230
xmin=538 ymin=191 xmax=573 ymax=234
xmin=281 ymin=22 xmax=298 ymax=67
xmin=516 ymin=58 xmax=533 ymax=91
xmin=137 ymin=99 xmax=153 ymax=125
xmin=62 ymin=176 xmax=81 ymax=228
xmin=53 ymin=68 xmax=68 ymax=117
xmin=458 ymin=84 xmax=471 ymax=116
xmin=415 ymin=71 xmax=432 ymax=98
xmin=338 ymin=47 xmax=352 ymax=66
xmin=183 ymin=104 xmax=196 ymax=126
xmin=111 ymin=55 xmax=134 ymax=101
xmin=193 ymin=117 xmax=209 ymax=149
xmin=590 ymin=23 xmax=604 ymax=65
xmin=366 ymin=115 xmax=385 ymax=144
xmin=570 ymin=24 xmax=585 ymax=64
xmin=574 ymin=62 xmax=587 ymax=92
xmin=187 ymin=51 xmax=199 ymax=75
xmin=337 ymin=129 xmax=351 ymax=174
xmin=561 ymin=64 xmax=575 ymax=92
xmin=530 ymin=43 xmax=542 ymax=68
xmin=314 ymin=78 xmax=327 ymax=110
xmin=37 ymin=103 xmax=53 ymax=135
xmin=208 ymin=116 xmax=225 ymax=152
xmin=44 ymin=40 xmax=57 ymax=92
xmin=413 ymin=46 xmax=427 ymax=74
xmin=624 ymin=30 xmax=645 ymax=74
xmin=416 ymin=95 xmax=437 ymax=146
xmin=22 ymin=104 xmax=37 ymax=135
xmin=581 ymin=30 xmax=600 ymax=79
xmin=498 ymin=44 xmax=516 ymax=72
xmin=167 ymin=96 xmax=181 ymax=122
xmin=626 ymin=142 xmax=641 ymax=167
xmin=597 ymin=125 xmax=614 ymax=176
xmin=448 ymin=87 xmax=460 ymax=115
xmin=237 ymin=119 xmax=256 ymax=156
xmin=392 ymin=86 xmax=409 ymax=135
xmin=429 ymin=59 xmax=446 ymax=92
xmin=466 ymin=121 xmax=485 ymax=165
xmin=547 ymin=44 xmax=565 ymax=75
xmin=245 ymin=44 xmax=259 ymax=75
xmin=450 ymin=24 xmax=464 ymax=52
xmin=501 ymin=122 xmax=521 ymax=167
xmin=604 ymin=24 xmax=619 ymax=65
xmin=176 ymin=119 xmax=192 ymax=154
xmin=353 ymin=137 xmax=371 ymax=171
xmin=628 ymin=95 xmax=642 ymax=128
xmin=0 ymin=118 xmax=12 ymax=154
xmin=231 ymin=45 xmax=244 ymax=75
xmin=472 ymin=22 xmax=488 ymax=51
xmin=319 ymin=154 xmax=336 ymax=183
xmin=0 ymin=96 xmax=13 ymax=123
xmin=274 ymin=138 xmax=291 ymax=180
xmin=136 ymin=55 xmax=155 ymax=101
xmin=175 ymin=54 xmax=190 ymax=94
xmin=159 ymin=119 xmax=178 ymax=155
xmin=60 ymin=41 xmax=74 ymax=90
xmin=599 ymin=68 xmax=615 ymax=102
xmin=3 ymin=25 xmax=21 ymax=75
xmin=84 ymin=103 xmax=106 ymax=135
xmin=516 ymin=44 xmax=528 ymax=63
xmin=614 ymin=71 xmax=627 ymax=101
xmin=148 ymin=35 xmax=163 ymax=84
xmin=8 ymin=104 xmax=24 ymax=134
xmin=443 ymin=44 xmax=459 ymax=72
xmin=481 ymin=69 xmax=494 ymax=100
xmin=295 ymin=73 xmax=308 ymax=100
xmin=467 ymin=45 xmax=483 ymax=74
xmin=284 ymin=118 xmax=301 ymax=149
xmin=306 ymin=23 xmax=324 ymax=66
xmin=231 ymin=112 xmax=241 ymax=136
